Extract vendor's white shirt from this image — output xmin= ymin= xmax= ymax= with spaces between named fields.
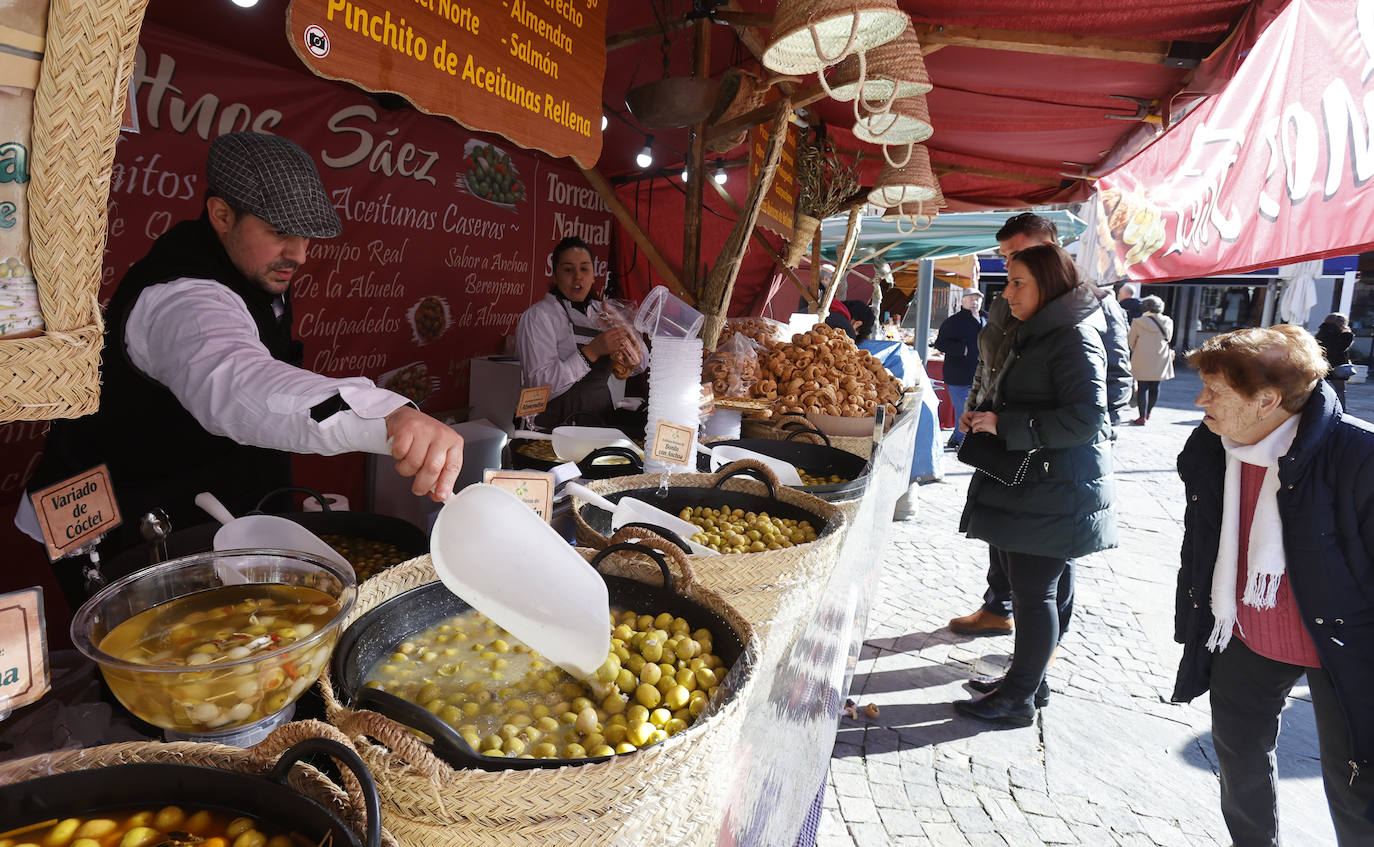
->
xmin=515 ymin=293 xmax=646 ymax=397
xmin=124 ymin=277 xmax=409 ymax=456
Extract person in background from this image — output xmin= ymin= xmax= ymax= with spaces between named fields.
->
xmin=22 ymin=132 xmax=465 ymax=605
xmin=843 ymin=299 xmax=877 ymax=342
xmin=1128 ymin=295 xmax=1174 ymax=425
xmin=1173 ymin=326 xmax=1374 ymax=845
xmin=932 ymin=289 xmax=986 ymax=449
xmin=1315 ymin=312 xmax=1355 ymax=407
xmin=1118 ymin=282 xmax=1143 ymax=322
xmin=949 ymin=211 xmax=1131 ymax=637
xmin=953 ymin=243 xmax=1116 ymax=725
xmin=823 ymin=298 xmax=858 ymax=340
xmin=515 ymin=236 xmax=648 ymax=431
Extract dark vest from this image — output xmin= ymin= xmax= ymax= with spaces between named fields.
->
xmin=31 ymin=216 xmax=300 ymax=556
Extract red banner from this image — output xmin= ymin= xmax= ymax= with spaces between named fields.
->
xmin=1097 ymin=0 xmax=1374 ymax=282
xmin=0 ymin=23 xmax=613 ymax=613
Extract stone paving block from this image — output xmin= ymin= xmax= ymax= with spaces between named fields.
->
xmin=831 ymin=770 xmax=870 ymax=798
xmin=964 ymin=833 xmax=1010 ymax=847
xmin=905 ymin=781 xmax=945 ymax=811
xmin=879 ymin=805 xmax=926 ymax=837
xmin=920 ymin=822 xmax=973 ymax=847
xmin=870 ymin=781 xmax=909 ymax=809
xmin=1025 ymin=812 xmax=1079 ymax=843
xmin=866 ymin=760 xmax=903 ymax=785
xmin=915 ymin=806 xmax=955 ymax=824
xmin=837 ymin=793 xmax=881 ymax=823
xmin=1140 ymin=817 xmax=1194 ymax=847
xmin=1051 ymin=794 xmax=1100 ymax=826
xmin=1093 ymin=804 xmax=1145 ymax=834
xmin=1111 ymin=832 xmax=1157 ymax=847
xmin=938 ymin=784 xmax=981 ymax=809
xmin=948 ymin=805 xmax=996 ymax=833
xmin=846 ymin=821 xmax=891 ymax=845
xmin=1007 ymin=765 xmax=1047 ymax=793
xmin=1009 ymin=786 xmax=1057 ymax=818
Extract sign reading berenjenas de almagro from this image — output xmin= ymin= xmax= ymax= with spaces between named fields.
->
xmin=288 ymin=0 xmax=607 ymax=167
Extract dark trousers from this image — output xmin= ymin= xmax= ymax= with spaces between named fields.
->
xmin=1138 ymin=380 xmax=1160 ymax=417
xmin=989 ymin=548 xmax=1070 ymax=704
xmin=1210 ymin=637 xmax=1374 ymax=846
xmin=980 ymin=547 xmax=1074 ymax=635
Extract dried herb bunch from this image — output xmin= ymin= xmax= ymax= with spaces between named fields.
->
xmin=796 ymin=131 xmax=861 ymax=220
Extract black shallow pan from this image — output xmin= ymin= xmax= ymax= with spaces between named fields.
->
xmin=0 ymin=738 xmax=381 ymax=847
xmin=698 ymin=425 xmax=870 ymax=501
xmin=512 ymin=443 xmax=646 ymax=480
xmin=578 ymin=464 xmax=834 ymax=541
xmin=330 ymin=542 xmax=747 ymax=771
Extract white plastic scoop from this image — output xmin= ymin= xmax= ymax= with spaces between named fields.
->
xmin=706 ymin=445 xmax=804 ymax=486
xmin=562 ymin=482 xmax=718 ymax=557
xmin=195 ymin=492 xmax=352 ymax=580
xmin=430 ymin=484 xmax=610 ymax=680
xmin=552 ymin=426 xmax=643 ymax=462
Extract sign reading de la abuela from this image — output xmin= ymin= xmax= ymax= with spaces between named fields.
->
xmin=0 ymin=588 xmax=49 ymax=712
xmin=30 ymin=465 xmax=122 ymax=561
xmin=287 ymin=0 xmax=608 ymax=167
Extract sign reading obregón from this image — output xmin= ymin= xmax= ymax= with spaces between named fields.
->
xmin=287 ymin=0 xmax=607 ymax=167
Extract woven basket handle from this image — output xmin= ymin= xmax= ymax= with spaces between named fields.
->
xmin=249 ymin=720 xmax=381 ymax=847
xmin=713 ymin=458 xmax=780 ymax=497
xmin=336 ymin=708 xmax=452 ymax=782
xmin=605 ymin=526 xmax=700 ymax=590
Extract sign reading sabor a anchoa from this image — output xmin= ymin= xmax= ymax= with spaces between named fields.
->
xmin=30 ymin=465 xmax=122 ymax=561
xmin=0 ymin=587 xmax=50 ymax=712
xmin=287 ymin=0 xmax=607 ymax=167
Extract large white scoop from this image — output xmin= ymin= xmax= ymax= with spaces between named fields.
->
xmin=706 ymin=445 xmax=804 ymax=486
xmin=430 ymin=484 xmax=610 ymax=680
xmin=562 ymin=482 xmax=718 ymax=557
xmin=195 ymin=492 xmax=353 ymax=580
xmin=551 ymin=426 xmax=642 ymax=462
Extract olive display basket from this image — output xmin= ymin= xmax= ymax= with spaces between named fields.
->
xmin=0 ymin=730 xmax=382 ymax=847
xmin=330 ymin=542 xmax=748 ymax=772
xmin=698 ymin=427 xmax=870 ymax=502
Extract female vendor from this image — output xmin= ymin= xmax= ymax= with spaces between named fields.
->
xmin=515 ymin=237 xmax=648 ymax=430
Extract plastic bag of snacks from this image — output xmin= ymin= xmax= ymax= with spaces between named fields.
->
xmin=719 ymin=316 xmax=788 ymax=349
xmin=594 ymin=297 xmax=642 ymax=379
xmin=0 ymin=2 xmax=47 ymax=340
xmin=702 ymin=332 xmax=762 ymax=398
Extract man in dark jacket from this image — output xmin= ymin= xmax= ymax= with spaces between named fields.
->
xmin=932 ymin=289 xmax=985 ymax=448
xmin=1175 ymin=327 xmax=1374 ymax=844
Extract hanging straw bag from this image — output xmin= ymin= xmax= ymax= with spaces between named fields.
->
xmin=318 ymin=545 xmax=757 ymax=847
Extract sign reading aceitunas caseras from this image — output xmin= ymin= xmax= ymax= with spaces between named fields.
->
xmin=287 ymin=0 xmax=607 ymax=167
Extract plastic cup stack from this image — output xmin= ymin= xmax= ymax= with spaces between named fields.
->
xmin=703 ymin=407 xmax=743 ymax=440
xmin=644 ymin=336 xmax=704 ymax=475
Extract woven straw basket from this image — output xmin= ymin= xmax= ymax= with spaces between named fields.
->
xmin=570 ymin=460 xmax=845 ymax=638
xmin=0 ymin=0 xmax=148 ymax=422
xmin=0 ymin=719 xmax=394 ymax=847
xmin=741 ymin=414 xmax=876 ymax=460
xmin=318 ymin=544 xmax=757 ymax=847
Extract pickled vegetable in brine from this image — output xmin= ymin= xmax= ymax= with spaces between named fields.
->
xmin=1 ymin=805 xmax=309 ymax=847
xmin=96 ymin=584 xmax=340 ymax=733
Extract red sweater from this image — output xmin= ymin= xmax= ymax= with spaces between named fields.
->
xmin=1234 ymin=462 xmax=1321 ymax=668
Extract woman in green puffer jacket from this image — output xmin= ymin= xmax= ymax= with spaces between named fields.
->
xmin=953 ymin=243 xmax=1118 ymax=727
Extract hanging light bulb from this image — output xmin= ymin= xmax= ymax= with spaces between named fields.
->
xmin=713 ymin=163 xmax=728 ymax=185
xmin=601 ymin=114 xmax=608 ymax=131
xmin=230 ymin=0 xmax=259 ymax=7
xmin=681 ymin=168 xmax=689 ymax=182
xmin=636 ymin=135 xmax=654 ymax=169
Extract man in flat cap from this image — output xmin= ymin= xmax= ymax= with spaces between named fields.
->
xmin=25 ymin=132 xmax=463 ymax=604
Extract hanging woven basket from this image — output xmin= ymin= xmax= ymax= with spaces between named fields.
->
xmin=761 ymin=0 xmax=909 ymax=76
xmin=867 ymin=144 xmax=941 ymax=208
xmin=852 ymin=94 xmax=933 ymax=144
xmin=783 ymin=212 xmax=822 ymax=268
xmin=825 ymin=25 xmax=931 ymax=104
xmin=625 ymin=76 xmax=722 ymax=130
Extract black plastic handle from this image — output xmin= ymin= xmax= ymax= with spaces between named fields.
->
xmin=581 ymin=445 xmax=644 ymax=472
xmin=616 ymin=522 xmax=693 ymax=555
xmin=254 ymin=486 xmax=333 ymax=514
xmin=354 ymin=686 xmax=489 ymax=770
xmin=268 ymin=737 xmax=382 ymax=847
xmin=589 ymin=542 xmax=675 ymax=593
xmin=783 ymin=425 xmax=832 ymax=447
xmin=711 ymin=464 xmax=778 ymax=498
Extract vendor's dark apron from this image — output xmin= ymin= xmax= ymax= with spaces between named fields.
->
xmin=532 ymin=319 xmax=615 ymax=429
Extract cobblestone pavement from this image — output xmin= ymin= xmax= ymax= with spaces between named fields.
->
xmin=819 ymin=368 xmax=1362 ymax=846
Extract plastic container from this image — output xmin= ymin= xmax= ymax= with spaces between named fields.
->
xmin=635 ymin=286 xmax=704 ymax=339
xmin=551 ymin=425 xmax=640 ymax=462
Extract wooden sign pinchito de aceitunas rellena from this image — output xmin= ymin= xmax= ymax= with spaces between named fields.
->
xmin=287 ymin=0 xmax=607 ymax=167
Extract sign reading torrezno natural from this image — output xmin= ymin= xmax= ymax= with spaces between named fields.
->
xmin=287 ymin=0 xmax=607 ymax=166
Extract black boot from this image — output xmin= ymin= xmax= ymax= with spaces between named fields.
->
xmin=952 ymin=691 xmax=1036 ymax=727
xmin=965 ymin=677 xmax=1050 ymax=708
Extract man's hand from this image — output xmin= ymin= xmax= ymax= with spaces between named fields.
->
xmin=384 ymin=406 xmax=464 ymax=501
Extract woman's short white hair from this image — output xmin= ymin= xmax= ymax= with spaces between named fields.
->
xmin=1118 ymin=282 xmax=1139 ymax=299
xmin=1141 ymin=295 xmax=1165 ymax=314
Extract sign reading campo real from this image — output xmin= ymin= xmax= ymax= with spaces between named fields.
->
xmin=287 ymin=0 xmax=607 ymax=167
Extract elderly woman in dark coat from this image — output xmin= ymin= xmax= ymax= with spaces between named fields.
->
xmin=1174 ymin=325 xmax=1374 ymax=845
xmin=1315 ymin=311 xmax=1355 ymax=406
xmin=953 ymin=244 xmax=1117 ymax=726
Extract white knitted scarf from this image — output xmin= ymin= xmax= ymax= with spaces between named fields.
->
xmin=1207 ymin=413 xmax=1301 ymax=653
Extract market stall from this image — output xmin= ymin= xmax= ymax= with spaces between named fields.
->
xmin=0 ymin=0 xmax=1289 ymax=844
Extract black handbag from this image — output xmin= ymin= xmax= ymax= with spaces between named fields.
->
xmin=956 ymin=431 xmax=1037 ymax=486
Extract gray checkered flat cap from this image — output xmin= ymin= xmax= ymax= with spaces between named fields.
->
xmin=207 ymin=132 xmax=341 ymax=239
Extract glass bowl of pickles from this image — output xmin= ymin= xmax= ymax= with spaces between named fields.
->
xmin=71 ymin=549 xmax=356 ymax=738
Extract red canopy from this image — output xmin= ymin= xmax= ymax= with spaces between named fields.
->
xmin=1098 ymin=0 xmax=1373 ymax=282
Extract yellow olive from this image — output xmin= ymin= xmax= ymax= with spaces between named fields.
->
xmin=635 ymin=684 xmax=662 ymax=709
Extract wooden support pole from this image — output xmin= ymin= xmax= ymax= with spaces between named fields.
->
xmin=578 ymin=166 xmax=694 ymax=304
xmin=682 ymin=17 xmax=711 ymax=299
xmin=815 ymin=205 xmax=862 ymax=315
xmin=698 ymin=102 xmax=793 ymax=349
xmin=809 ymin=222 xmax=822 ymax=304
xmin=707 ymin=177 xmax=817 ymax=309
